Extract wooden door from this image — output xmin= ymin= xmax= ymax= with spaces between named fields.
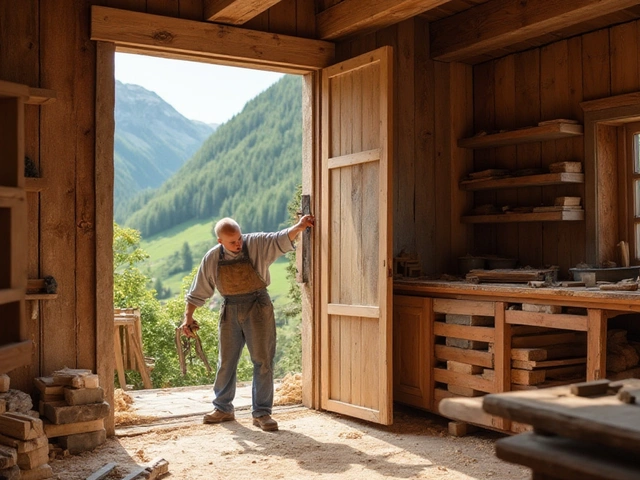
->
xmin=320 ymin=46 xmax=393 ymax=425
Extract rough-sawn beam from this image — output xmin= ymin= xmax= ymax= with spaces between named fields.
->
xmin=431 ymin=0 xmax=640 ymax=62
xmin=317 ymin=0 xmax=451 ymax=40
xmin=204 ymin=0 xmax=282 ymax=25
xmin=91 ymin=6 xmax=334 ymax=73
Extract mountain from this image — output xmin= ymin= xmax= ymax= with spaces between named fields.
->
xmin=123 ymin=75 xmax=302 ymax=238
xmin=114 ymin=81 xmax=216 ymax=222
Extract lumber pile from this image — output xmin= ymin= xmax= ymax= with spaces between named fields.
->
xmin=36 ymin=369 xmax=109 ymax=455
xmin=0 ymin=412 xmax=53 ymax=479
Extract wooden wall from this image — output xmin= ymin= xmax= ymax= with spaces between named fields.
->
xmin=337 ymin=18 xmax=473 ymax=276
xmin=470 ymin=20 xmax=640 ymax=278
xmin=0 ymin=0 xmax=313 ymax=426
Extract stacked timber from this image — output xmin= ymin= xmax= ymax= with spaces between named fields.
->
xmin=607 ymin=330 xmax=640 ymax=379
xmin=0 ymin=412 xmax=52 ymax=480
xmin=37 ymin=369 xmax=109 ymax=455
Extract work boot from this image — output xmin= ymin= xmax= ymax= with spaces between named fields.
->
xmin=203 ymin=409 xmax=235 ymax=424
xmin=253 ymin=414 xmax=278 ymax=431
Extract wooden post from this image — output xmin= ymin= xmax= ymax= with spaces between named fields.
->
xmin=587 ymin=309 xmax=607 ymax=380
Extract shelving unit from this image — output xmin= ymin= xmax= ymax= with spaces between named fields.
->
xmin=460 ymin=172 xmax=584 ymax=191
xmin=462 ymin=210 xmax=585 ymax=224
xmin=459 ymin=120 xmax=585 ymax=226
xmin=458 ymin=122 xmax=583 ymax=149
xmin=0 ymin=79 xmax=55 ymax=374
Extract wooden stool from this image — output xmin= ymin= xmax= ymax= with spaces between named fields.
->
xmin=114 ymin=308 xmax=152 ymax=389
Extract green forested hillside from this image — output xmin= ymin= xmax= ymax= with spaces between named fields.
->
xmin=114 ymin=81 xmax=215 ymax=222
xmin=124 ymin=75 xmax=302 ymax=237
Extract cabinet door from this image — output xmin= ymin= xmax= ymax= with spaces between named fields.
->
xmin=393 ymin=295 xmax=432 ymax=409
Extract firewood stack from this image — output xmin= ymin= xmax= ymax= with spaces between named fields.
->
xmin=36 ymin=368 xmax=109 ymax=455
xmin=0 ymin=375 xmax=53 ymax=480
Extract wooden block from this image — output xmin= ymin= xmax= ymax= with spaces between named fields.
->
xmin=146 ymin=457 xmax=169 ymax=480
xmin=64 ymin=387 xmax=104 ymax=406
xmin=571 ymin=379 xmax=611 ymax=397
xmin=44 ymin=401 xmax=109 ymax=425
xmin=447 ymin=361 xmax=483 ymax=375
xmin=548 ymin=161 xmax=582 ymax=173
xmin=599 ymin=283 xmax=638 ymax=291
xmin=57 ymin=429 xmax=106 ymax=454
xmin=511 ymin=369 xmax=546 ymax=386
xmin=448 ymin=421 xmax=477 ymax=437
xmin=0 ymin=465 xmax=20 ymax=480
xmin=33 ymin=378 xmax=64 ymax=396
xmin=16 ymin=444 xmax=48 ymax=470
xmin=511 ymin=344 xmax=587 ymax=361
xmin=0 ymin=444 xmax=17 ymax=469
xmin=43 ymin=418 xmax=104 ymax=439
xmin=83 ymin=375 xmax=100 ymax=389
xmin=0 ymin=400 xmax=5 ymax=414
xmin=0 ymin=433 xmax=47 ymax=454
xmin=513 ymin=357 xmax=587 ymax=371
xmin=554 ymin=196 xmax=581 ymax=206
xmin=618 ymin=388 xmax=640 ymax=404
xmin=445 ymin=314 xmax=494 ymax=326
xmin=511 ymin=332 xmax=586 ymax=349
xmin=19 ymin=463 xmax=53 ymax=480
xmin=51 ymin=369 xmax=99 ymax=389
xmin=86 ymin=462 xmax=118 ymax=480
xmin=39 ymin=394 xmax=64 ymax=403
xmin=445 ymin=337 xmax=489 ymax=350
xmin=0 ymin=413 xmax=43 ymax=441
xmin=447 ymin=384 xmax=483 ymax=397
xmin=0 ymin=375 xmax=9 ymax=393
xmin=522 ymin=304 xmax=562 ymax=314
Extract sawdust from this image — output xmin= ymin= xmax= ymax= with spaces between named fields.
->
xmin=49 ymin=405 xmax=530 ymax=480
xmin=113 ymin=388 xmax=158 ymax=427
xmin=274 ymin=373 xmax=302 ymax=405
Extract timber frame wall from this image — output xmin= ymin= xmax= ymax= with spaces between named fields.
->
xmin=3 ymin=0 xmax=640 ymax=434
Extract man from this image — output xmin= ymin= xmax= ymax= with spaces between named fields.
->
xmin=180 ymin=214 xmax=315 ymax=431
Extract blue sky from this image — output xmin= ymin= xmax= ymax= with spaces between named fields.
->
xmin=115 ymin=52 xmax=285 ymax=125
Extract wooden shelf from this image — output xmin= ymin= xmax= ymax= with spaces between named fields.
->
xmin=458 ymin=122 xmax=583 ymax=149
xmin=0 ymin=340 xmax=32 ymax=374
xmin=0 ymin=288 xmax=22 ymax=305
xmin=460 ymin=172 xmax=584 ymax=191
xmin=0 ymin=186 xmax=25 ymax=202
xmin=24 ymin=177 xmax=48 ymax=192
xmin=462 ymin=210 xmax=585 ymax=223
xmin=25 ymin=293 xmax=58 ymax=301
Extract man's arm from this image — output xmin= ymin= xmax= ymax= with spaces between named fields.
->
xmin=288 ymin=214 xmax=315 ymax=242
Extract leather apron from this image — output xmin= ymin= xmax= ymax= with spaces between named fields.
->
xmin=216 ymin=243 xmax=268 ymax=298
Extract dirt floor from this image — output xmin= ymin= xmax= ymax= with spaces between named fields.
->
xmin=48 ymin=386 xmax=530 ymax=480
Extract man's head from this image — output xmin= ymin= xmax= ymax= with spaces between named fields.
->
xmin=215 ymin=217 xmax=243 ymax=253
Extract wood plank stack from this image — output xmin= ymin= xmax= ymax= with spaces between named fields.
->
xmin=37 ymin=369 xmax=109 ymax=455
xmin=0 ymin=412 xmax=52 ymax=479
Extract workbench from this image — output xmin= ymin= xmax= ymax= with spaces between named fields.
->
xmin=393 ymin=279 xmax=640 ymax=433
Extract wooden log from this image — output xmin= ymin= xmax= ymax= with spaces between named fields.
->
xmin=44 ymin=402 xmax=109 ymax=425
xmin=43 ymin=418 xmax=104 ymax=439
xmin=57 ymin=429 xmax=106 ymax=454
xmin=16 ymin=444 xmax=48 ymax=470
xmin=33 ymin=378 xmax=64 ymax=396
xmin=0 ymin=433 xmax=47 ymax=454
xmin=64 ymin=387 xmax=104 ymax=406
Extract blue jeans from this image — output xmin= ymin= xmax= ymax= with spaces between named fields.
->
xmin=212 ymin=290 xmax=276 ymax=418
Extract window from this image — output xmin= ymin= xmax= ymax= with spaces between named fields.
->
xmin=627 ymin=122 xmax=640 ymax=262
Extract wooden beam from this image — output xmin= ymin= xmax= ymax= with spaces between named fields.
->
xmin=431 ymin=0 xmax=640 ymax=62
xmin=317 ymin=0 xmax=450 ymax=40
xmin=91 ymin=6 xmax=334 ymax=73
xmin=204 ymin=0 xmax=282 ymax=25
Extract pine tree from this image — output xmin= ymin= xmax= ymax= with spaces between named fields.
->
xmin=181 ymin=242 xmax=193 ymax=272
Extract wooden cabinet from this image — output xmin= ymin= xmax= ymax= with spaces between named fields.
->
xmin=0 ymin=80 xmax=55 ymax=374
xmin=393 ymin=295 xmax=432 ymax=409
xmin=458 ymin=120 xmax=585 ymax=224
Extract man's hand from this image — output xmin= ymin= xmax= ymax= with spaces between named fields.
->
xmin=289 ymin=214 xmax=315 ymax=241
xmin=180 ymin=316 xmax=200 ymax=338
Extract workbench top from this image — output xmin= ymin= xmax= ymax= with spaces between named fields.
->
xmin=394 ymin=278 xmax=640 ymax=311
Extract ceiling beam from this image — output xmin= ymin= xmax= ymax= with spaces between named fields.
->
xmin=91 ymin=6 xmax=334 ymax=73
xmin=317 ymin=0 xmax=451 ymax=40
xmin=204 ymin=0 xmax=281 ymax=25
xmin=431 ymin=0 xmax=640 ymax=62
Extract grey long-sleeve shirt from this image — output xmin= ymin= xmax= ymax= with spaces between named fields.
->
xmin=185 ymin=228 xmax=295 ymax=307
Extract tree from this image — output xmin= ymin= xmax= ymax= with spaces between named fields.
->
xmin=181 ymin=241 xmax=193 ymax=272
